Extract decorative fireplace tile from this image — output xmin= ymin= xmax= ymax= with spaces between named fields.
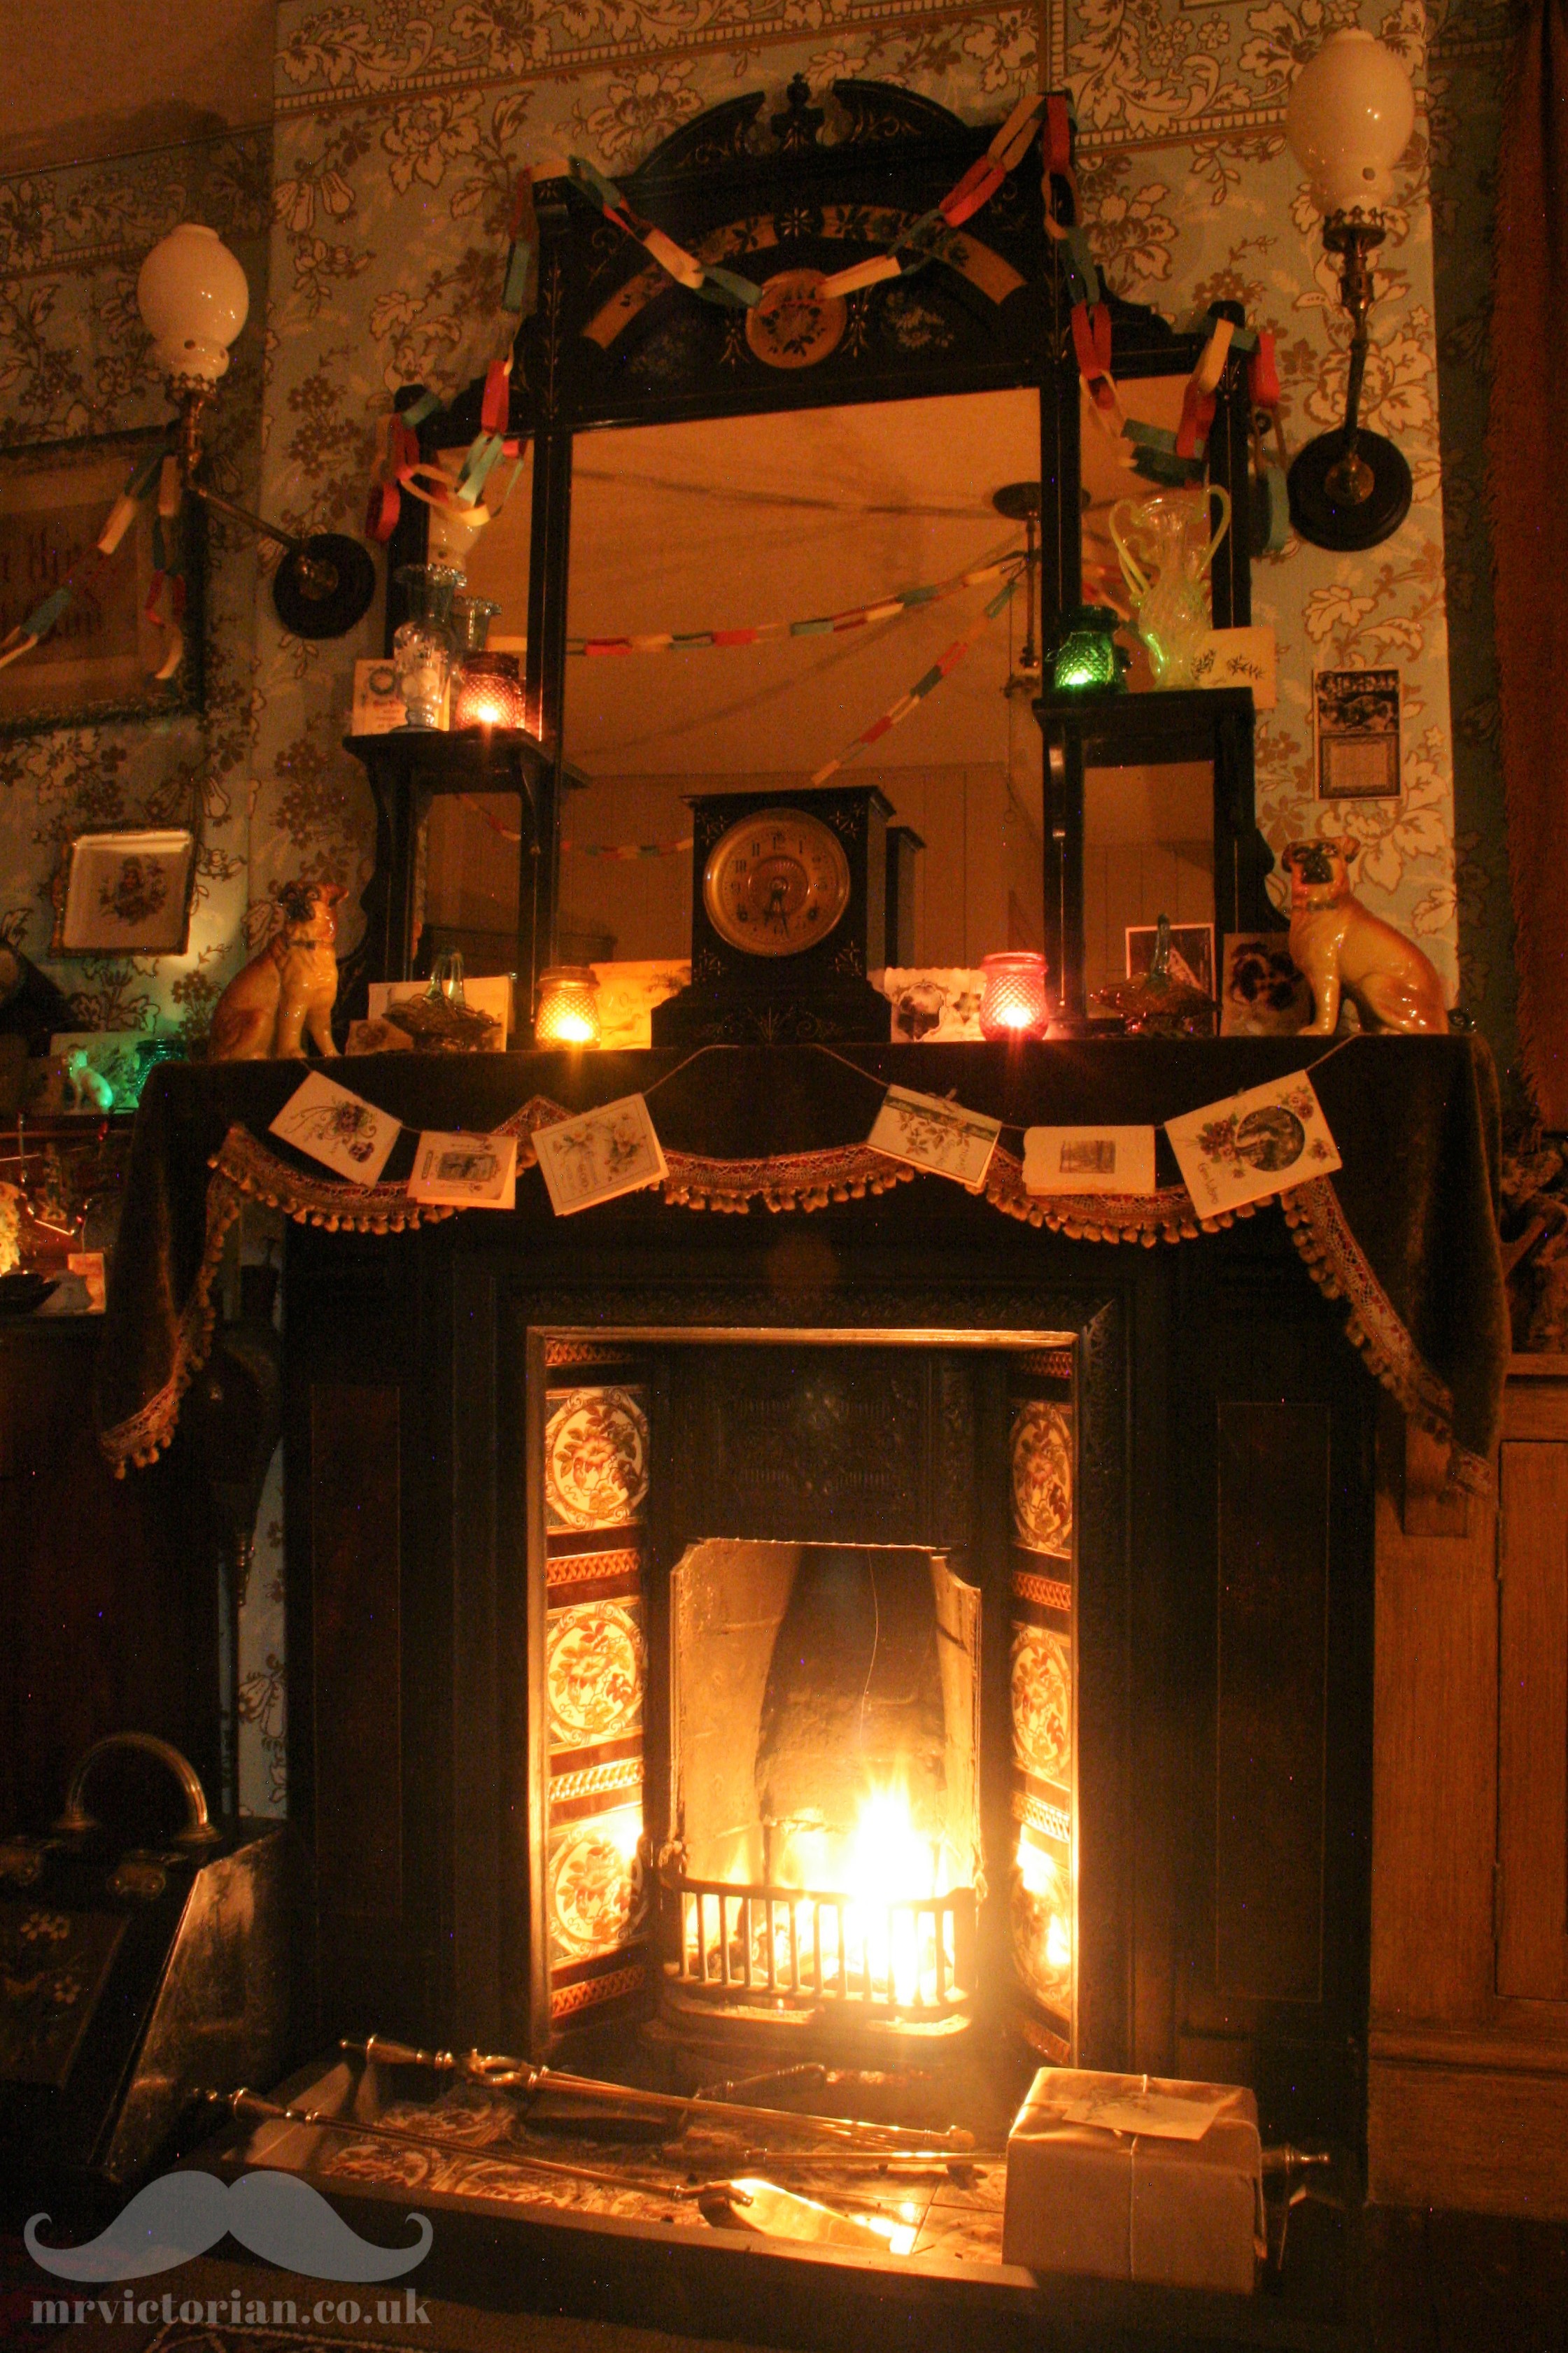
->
xmin=1012 ymin=1832 xmax=1075 ymax=2019
xmin=1010 ymin=1625 xmax=1073 ymax=1789
xmin=546 ymin=1597 xmax=645 ymax=1748
xmin=546 ymin=1804 xmax=648 ymax=1966
xmin=544 ymin=1385 xmax=649 ymax=1530
xmin=1009 ymin=1400 xmax=1073 ymax=1558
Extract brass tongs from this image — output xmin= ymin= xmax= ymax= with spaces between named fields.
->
xmin=343 ymin=2035 xmax=976 ymax=2154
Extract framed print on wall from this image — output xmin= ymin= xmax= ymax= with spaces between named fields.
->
xmin=1313 ymin=667 xmax=1401 ymax=800
xmin=50 ymin=828 xmax=197 ymax=957
xmin=0 ymin=430 xmax=204 ymax=735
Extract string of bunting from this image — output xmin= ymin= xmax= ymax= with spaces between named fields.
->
xmin=456 ymin=793 xmax=693 ymax=858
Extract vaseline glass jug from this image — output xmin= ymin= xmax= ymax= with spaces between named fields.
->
xmin=1108 ymin=485 xmax=1231 ymax=689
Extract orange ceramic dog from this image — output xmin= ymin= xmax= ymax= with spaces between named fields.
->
xmin=208 ymin=881 xmax=346 ymax=1061
xmin=1282 ymin=838 xmax=1448 ymax=1036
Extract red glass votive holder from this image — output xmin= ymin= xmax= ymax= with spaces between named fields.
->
xmin=979 ymin=952 xmax=1050 ymax=1040
xmin=451 ymin=651 xmax=525 ymax=730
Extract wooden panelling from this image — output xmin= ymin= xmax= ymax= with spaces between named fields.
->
xmin=311 ymin=1382 xmax=402 ymax=1917
xmin=1370 ymin=1454 xmax=1497 ymax=2029
xmin=1214 ymin=1400 xmax=1329 ymax=2005
xmin=1497 ymin=1441 xmax=1568 ymax=2000
xmin=1369 ymin=2058 xmax=1568 ymax=2220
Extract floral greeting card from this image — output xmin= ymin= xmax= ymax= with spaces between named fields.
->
xmin=269 ymin=1070 xmax=401 ymax=1185
xmin=868 ymin=1083 xmax=1001 ymax=1192
xmin=533 ymin=1094 xmax=668 ymax=1215
xmin=1165 ymin=1072 xmax=1341 ymax=1215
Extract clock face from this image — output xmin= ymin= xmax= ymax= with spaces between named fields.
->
xmin=701 ymin=807 xmax=852 ymax=959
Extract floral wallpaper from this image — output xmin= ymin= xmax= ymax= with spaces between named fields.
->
xmin=0 ymin=130 xmax=273 ymax=1040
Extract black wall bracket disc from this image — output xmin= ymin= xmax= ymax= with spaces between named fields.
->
xmin=1287 ymin=430 xmax=1412 ymax=553
xmin=273 ymin=534 xmax=377 ymax=639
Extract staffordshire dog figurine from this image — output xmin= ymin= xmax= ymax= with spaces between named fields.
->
xmin=208 ymin=880 xmax=346 ymax=1061
xmin=1282 ymin=838 xmax=1448 ymax=1036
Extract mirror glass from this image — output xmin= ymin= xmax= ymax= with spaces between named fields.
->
xmin=1078 ymin=376 xmax=1217 ymax=1008
xmin=1082 ymin=759 xmax=1214 ymax=1004
xmin=1081 ymin=376 xmax=1227 ymax=696
xmin=558 ymin=390 xmax=1045 ymax=970
xmin=409 ymin=446 xmax=535 ymax=973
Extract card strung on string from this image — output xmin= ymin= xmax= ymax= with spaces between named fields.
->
xmin=407 ymin=1130 xmax=518 ymax=1209
xmin=1023 ymin=1125 xmax=1157 ymax=1197
xmin=534 ymin=1093 xmax=668 ymax=1215
xmin=1165 ymin=1071 xmax=1341 ymax=1217
xmin=868 ymin=1084 xmax=1001 ymax=1192
xmin=269 ymin=1069 xmax=401 ymax=1184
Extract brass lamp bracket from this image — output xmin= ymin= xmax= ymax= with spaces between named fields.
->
xmin=1287 ymin=205 xmax=1412 ymax=551
xmin=169 ymin=381 xmax=376 ymax=640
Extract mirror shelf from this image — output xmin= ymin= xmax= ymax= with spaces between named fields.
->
xmin=370 ymin=76 xmax=1269 ymax=1037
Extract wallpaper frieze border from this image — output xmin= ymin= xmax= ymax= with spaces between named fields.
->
xmin=267 ymin=0 xmax=1443 ymax=157
xmin=274 ymin=0 xmax=1043 ymax=116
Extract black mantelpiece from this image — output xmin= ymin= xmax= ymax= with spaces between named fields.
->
xmin=269 ymin=1056 xmax=1380 ymax=2147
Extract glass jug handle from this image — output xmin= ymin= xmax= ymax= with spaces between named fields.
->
xmin=1108 ymin=500 xmax=1150 ymax=603
xmin=1200 ymin=484 xmax=1232 ymax=574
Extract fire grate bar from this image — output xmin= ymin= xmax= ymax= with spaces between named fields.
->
xmin=674 ymin=1876 xmax=975 ymax=2014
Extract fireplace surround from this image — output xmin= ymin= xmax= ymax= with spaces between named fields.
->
xmin=277 ymin=1082 xmax=1380 ymax=2152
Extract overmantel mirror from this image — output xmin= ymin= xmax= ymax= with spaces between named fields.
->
xmin=358 ymin=75 xmax=1276 ymax=1033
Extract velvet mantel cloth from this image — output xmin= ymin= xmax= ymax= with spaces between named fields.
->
xmin=94 ymin=1036 xmax=1506 ymax=1491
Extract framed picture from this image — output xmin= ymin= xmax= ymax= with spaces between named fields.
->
xmin=1220 ymin=933 xmax=1315 ymax=1036
xmin=0 ymin=430 xmax=203 ymax=735
xmin=51 ymin=829 xmax=197 ymax=957
xmin=1313 ymin=667 xmax=1401 ymax=800
xmin=1124 ymin=922 xmax=1215 ymax=997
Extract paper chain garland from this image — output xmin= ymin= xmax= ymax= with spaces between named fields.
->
xmin=568 ymin=548 xmax=1019 ymax=656
xmin=812 ymin=567 xmax=1020 ymax=784
xmin=366 ymin=89 xmax=1291 ymax=565
xmin=0 ymin=444 xmax=189 ymax=681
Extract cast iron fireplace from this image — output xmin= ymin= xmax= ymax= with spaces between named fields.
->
xmin=531 ymin=1334 xmax=1088 ymax=2076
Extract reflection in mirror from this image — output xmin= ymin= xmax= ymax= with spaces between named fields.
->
xmin=420 ymin=790 xmax=525 ymax=973
xmin=1082 ymin=761 xmax=1213 ymax=1005
xmin=408 ymin=446 xmax=535 ymax=975
xmin=560 ymin=391 xmax=1047 ymax=970
xmin=1081 ymin=378 xmax=1225 ymax=694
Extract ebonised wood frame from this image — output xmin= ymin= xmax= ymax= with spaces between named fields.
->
xmin=385 ymin=78 xmax=1269 ymax=1026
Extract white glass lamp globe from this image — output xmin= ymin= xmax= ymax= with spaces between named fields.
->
xmin=1285 ymin=28 xmax=1416 ymax=216
xmin=136 ymin=223 xmax=250 ymax=390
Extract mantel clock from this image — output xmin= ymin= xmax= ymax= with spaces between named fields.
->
xmin=651 ymin=784 xmax=894 ymax=1045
